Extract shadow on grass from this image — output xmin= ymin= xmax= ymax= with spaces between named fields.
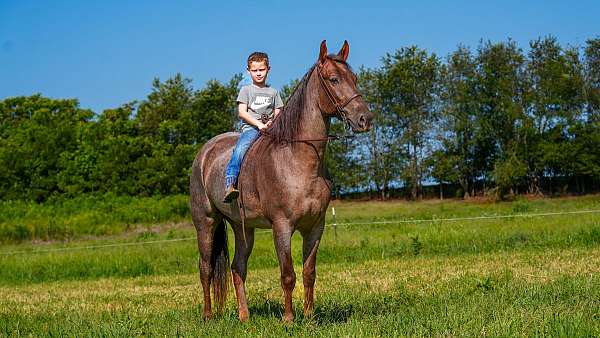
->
xmin=312 ymin=302 xmax=354 ymax=324
xmin=248 ymin=298 xmax=284 ymax=319
xmin=248 ymin=298 xmax=354 ymax=324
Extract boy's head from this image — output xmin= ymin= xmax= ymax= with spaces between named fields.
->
xmin=247 ymin=52 xmax=270 ymax=86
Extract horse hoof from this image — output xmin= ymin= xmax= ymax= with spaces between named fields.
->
xmin=202 ymin=312 xmax=212 ymax=321
xmin=282 ymin=314 xmax=294 ymax=324
xmin=239 ymin=311 xmax=249 ymax=322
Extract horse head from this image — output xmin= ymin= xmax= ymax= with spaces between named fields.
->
xmin=316 ymin=40 xmax=373 ymax=132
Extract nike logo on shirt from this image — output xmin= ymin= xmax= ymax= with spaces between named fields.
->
xmin=250 ymin=100 xmax=272 ymax=111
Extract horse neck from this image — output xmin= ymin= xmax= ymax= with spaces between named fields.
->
xmin=293 ymin=72 xmax=330 ymax=160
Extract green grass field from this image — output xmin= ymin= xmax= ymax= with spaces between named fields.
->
xmin=1 ymin=195 xmax=600 ymax=336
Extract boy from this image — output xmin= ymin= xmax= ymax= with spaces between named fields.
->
xmin=224 ymin=52 xmax=284 ymax=203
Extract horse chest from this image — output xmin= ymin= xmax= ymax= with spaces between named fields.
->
xmin=280 ymin=176 xmax=331 ymax=218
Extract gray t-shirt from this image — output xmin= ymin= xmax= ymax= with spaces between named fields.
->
xmin=237 ymin=84 xmax=284 ymax=132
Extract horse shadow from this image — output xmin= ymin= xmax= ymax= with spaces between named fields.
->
xmin=248 ymin=298 xmax=354 ymax=324
xmin=246 ymin=283 xmax=417 ymax=324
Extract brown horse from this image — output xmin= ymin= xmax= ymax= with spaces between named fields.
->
xmin=189 ymin=40 xmax=373 ymax=322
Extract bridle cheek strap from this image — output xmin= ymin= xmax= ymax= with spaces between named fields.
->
xmin=316 ymin=64 xmax=362 ymax=123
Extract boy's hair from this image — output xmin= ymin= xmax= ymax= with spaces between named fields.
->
xmin=247 ymin=52 xmax=269 ymax=68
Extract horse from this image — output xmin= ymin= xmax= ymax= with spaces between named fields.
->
xmin=189 ymin=40 xmax=374 ymax=323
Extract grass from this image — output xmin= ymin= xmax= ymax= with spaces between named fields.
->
xmin=1 ymin=195 xmax=600 ymax=336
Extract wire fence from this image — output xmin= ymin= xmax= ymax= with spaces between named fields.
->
xmin=2 ymin=209 xmax=599 ymax=256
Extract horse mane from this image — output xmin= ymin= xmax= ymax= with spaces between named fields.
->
xmin=265 ymin=64 xmax=317 ymax=144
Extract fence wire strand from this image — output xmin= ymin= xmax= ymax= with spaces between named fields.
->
xmin=2 ymin=209 xmax=599 ymax=256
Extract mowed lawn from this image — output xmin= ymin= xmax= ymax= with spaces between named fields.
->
xmin=1 ymin=195 xmax=600 ymax=336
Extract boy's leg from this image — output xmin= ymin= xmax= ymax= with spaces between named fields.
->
xmin=224 ymin=128 xmax=259 ymax=202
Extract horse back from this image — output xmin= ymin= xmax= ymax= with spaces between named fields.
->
xmin=192 ymin=132 xmax=271 ymax=227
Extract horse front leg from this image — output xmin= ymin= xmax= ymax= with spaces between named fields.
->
xmin=231 ymin=226 xmax=255 ymax=322
xmin=272 ymin=223 xmax=296 ymax=323
xmin=301 ymin=220 xmax=324 ymax=317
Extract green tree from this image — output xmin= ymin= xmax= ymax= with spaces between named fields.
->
xmin=584 ymin=38 xmax=600 ymax=122
xmin=436 ymin=46 xmax=482 ymax=197
xmin=378 ymin=47 xmax=442 ymax=199
xmin=93 ymin=103 xmax=142 ymax=195
xmin=358 ymin=68 xmax=405 ymax=199
xmin=0 ymin=95 xmax=93 ymax=200
xmin=475 ymin=40 xmax=528 ymax=196
xmin=280 ymin=79 xmax=300 ymax=104
xmin=525 ymin=36 xmax=585 ymax=194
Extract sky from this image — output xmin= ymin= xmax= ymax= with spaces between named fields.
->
xmin=1 ymin=0 xmax=599 ymax=113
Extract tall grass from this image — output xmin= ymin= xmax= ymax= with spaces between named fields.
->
xmin=0 ymin=194 xmax=189 ymax=242
xmin=1 ymin=196 xmax=600 ymax=285
xmin=2 ymin=193 xmax=600 ymax=243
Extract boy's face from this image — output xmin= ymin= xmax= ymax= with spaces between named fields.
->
xmin=247 ymin=60 xmax=269 ymax=85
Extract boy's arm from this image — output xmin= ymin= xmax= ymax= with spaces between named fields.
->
xmin=238 ymin=103 xmax=268 ymax=130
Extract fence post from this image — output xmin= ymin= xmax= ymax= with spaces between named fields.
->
xmin=332 ymin=207 xmax=337 ymax=240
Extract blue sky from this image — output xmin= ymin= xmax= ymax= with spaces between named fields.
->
xmin=1 ymin=0 xmax=599 ymax=113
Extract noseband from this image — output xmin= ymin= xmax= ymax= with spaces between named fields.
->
xmin=316 ymin=62 xmax=362 ymax=124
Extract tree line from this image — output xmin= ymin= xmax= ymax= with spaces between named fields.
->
xmin=1 ymin=36 xmax=599 ymax=201
xmin=327 ymin=36 xmax=600 ymax=199
xmin=0 ymin=75 xmax=240 ymax=201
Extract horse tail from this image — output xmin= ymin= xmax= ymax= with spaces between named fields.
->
xmin=211 ymin=219 xmax=230 ymax=313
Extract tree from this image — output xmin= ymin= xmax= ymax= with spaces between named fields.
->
xmin=356 ymin=68 xmax=405 ymax=199
xmin=436 ymin=46 xmax=482 ymax=197
xmin=525 ymin=36 xmax=585 ymax=194
xmin=280 ymin=79 xmax=300 ymax=104
xmin=584 ymin=38 xmax=600 ymax=122
xmin=131 ymin=74 xmax=240 ymax=195
xmin=378 ymin=47 xmax=442 ymax=199
xmin=475 ymin=40 xmax=528 ymax=196
xmin=0 ymin=95 xmax=93 ymax=200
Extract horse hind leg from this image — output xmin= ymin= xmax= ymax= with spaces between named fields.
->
xmin=193 ymin=214 xmax=229 ymax=320
xmin=231 ymin=226 xmax=255 ymax=322
xmin=190 ymin=163 xmax=230 ymax=319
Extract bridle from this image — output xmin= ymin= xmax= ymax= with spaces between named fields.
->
xmin=315 ymin=60 xmax=362 ymax=129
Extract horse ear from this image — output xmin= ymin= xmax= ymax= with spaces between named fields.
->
xmin=338 ymin=40 xmax=349 ymax=61
xmin=319 ymin=40 xmax=328 ymax=64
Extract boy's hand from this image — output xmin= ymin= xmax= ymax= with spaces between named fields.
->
xmin=265 ymin=120 xmax=273 ymax=128
xmin=257 ymin=122 xmax=268 ymax=131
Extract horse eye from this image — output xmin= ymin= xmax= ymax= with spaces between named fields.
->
xmin=329 ymin=77 xmax=339 ymax=84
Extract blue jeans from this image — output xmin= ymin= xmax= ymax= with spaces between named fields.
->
xmin=225 ymin=128 xmax=259 ymax=187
